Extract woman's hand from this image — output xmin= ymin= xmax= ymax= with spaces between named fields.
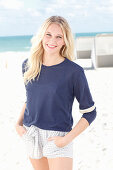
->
xmin=15 ymin=124 xmax=27 ymax=137
xmin=47 ymin=136 xmax=69 ymax=148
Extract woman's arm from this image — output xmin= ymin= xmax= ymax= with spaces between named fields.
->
xmin=65 ymin=68 xmax=97 ymax=144
xmin=15 ymin=103 xmax=27 ymax=136
xmin=15 ymin=102 xmax=26 ymax=126
xmin=64 ymin=117 xmax=89 ymax=144
xmin=64 ymin=106 xmax=96 ymax=144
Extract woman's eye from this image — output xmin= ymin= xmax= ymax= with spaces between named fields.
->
xmin=57 ymin=36 xmax=62 ymax=39
xmin=46 ymin=34 xmax=62 ymax=39
xmin=46 ymin=34 xmax=51 ymax=36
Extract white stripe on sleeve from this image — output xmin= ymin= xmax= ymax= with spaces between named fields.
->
xmin=79 ymin=105 xmax=95 ymax=114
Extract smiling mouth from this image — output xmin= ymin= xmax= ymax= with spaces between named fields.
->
xmin=47 ymin=44 xmax=57 ymax=49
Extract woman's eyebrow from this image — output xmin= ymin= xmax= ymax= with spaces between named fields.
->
xmin=46 ymin=32 xmax=63 ymax=36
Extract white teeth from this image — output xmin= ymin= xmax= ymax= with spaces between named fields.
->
xmin=47 ymin=45 xmax=56 ymax=47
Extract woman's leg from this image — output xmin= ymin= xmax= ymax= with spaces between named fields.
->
xmin=29 ymin=156 xmax=50 ymax=170
xmin=47 ymin=157 xmax=73 ymax=170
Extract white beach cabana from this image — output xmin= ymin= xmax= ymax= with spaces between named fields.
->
xmin=92 ymin=33 xmax=113 ymax=68
xmin=75 ymin=36 xmax=94 ymax=59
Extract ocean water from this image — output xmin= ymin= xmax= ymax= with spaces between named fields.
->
xmin=0 ymin=32 xmax=113 ymax=52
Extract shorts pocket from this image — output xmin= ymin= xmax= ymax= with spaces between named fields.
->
xmin=47 ymin=131 xmax=70 ymax=149
xmin=21 ymin=125 xmax=31 ymax=139
xmin=21 ymin=131 xmax=27 ymax=138
xmin=53 ymin=134 xmax=73 ymax=149
xmin=53 ymin=140 xmax=64 ymax=149
xmin=22 ymin=125 xmax=38 ymax=140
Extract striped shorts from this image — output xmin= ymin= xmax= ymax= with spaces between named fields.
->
xmin=21 ymin=124 xmax=73 ymax=159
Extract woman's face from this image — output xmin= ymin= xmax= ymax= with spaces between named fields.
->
xmin=42 ymin=23 xmax=65 ymax=55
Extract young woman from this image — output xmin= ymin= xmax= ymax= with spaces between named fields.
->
xmin=15 ymin=16 xmax=96 ymax=170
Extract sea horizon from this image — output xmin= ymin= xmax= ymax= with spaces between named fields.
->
xmin=1 ymin=31 xmax=113 ymax=37
xmin=0 ymin=31 xmax=113 ymax=52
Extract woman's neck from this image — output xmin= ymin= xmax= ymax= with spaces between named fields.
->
xmin=42 ymin=55 xmax=65 ymax=66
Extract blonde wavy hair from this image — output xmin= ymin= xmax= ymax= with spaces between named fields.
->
xmin=23 ymin=15 xmax=75 ymax=85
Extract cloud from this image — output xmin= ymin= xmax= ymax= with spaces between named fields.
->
xmin=110 ymin=0 xmax=113 ymax=4
xmin=45 ymin=7 xmax=55 ymax=14
xmin=94 ymin=0 xmax=113 ymax=15
xmin=68 ymin=13 xmax=75 ymax=17
xmin=0 ymin=0 xmax=24 ymax=10
xmin=0 ymin=0 xmax=113 ymax=36
xmin=27 ymin=8 xmax=42 ymax=17
xmin=0 ymin=17 xmax=3 ymax=22
xmin=96 ymin=5 xmax=113 ymax=15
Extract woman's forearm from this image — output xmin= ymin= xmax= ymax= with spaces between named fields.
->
xmin=15 ymin=102 xmax=26 ymax=126
xmin=64 ymin=118 xmax=89 ymax=144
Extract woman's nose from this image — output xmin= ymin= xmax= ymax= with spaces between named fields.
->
xmin=49 ymin=37 xmax=57 ymax=44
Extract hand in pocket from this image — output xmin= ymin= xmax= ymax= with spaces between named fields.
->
xmin=48 ymin=136 xmax=66 ymax=148
xmin=15 ymin=124 xmax=27 ymax=137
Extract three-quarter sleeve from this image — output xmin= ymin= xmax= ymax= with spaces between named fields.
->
xmin=73 ymin=68 xmax=97 ymax=125
xmin=22 ymin=59 xmax=28 ymax=104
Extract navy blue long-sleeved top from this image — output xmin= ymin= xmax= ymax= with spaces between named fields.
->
xmin=22 ymin=57 xmax=96 ymax=132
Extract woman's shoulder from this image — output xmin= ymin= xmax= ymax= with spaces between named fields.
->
xmin=66 ymin=58 xmax=84 ymax=73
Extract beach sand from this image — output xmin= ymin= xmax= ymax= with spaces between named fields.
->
xmin=0 ymin=52 xmax=113 ymax=170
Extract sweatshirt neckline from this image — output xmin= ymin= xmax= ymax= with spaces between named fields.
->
xmin=42 ymin=57 xmax=67 ymax=68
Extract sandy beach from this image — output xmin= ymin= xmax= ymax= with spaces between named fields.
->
xmin=0 ymin=52 xmax=113 ymax=170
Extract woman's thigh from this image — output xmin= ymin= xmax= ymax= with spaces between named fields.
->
xmin=47 ymin=157 xmax=73 ymax=170
xmin=29 ymin=156 xmax=50 ymax=170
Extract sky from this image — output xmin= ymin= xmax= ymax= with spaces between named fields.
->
xmin=0 ymin=0 xmax=113 ymax=36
